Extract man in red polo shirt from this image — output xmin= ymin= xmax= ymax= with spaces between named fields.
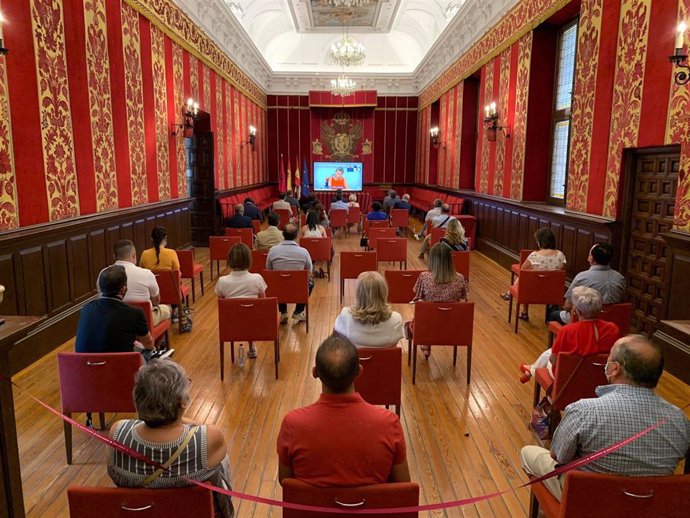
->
xmin=277 ymin=333 xmax=410 ymax=487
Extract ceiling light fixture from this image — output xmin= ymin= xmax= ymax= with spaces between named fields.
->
xmin=328 ymin=0 xmax=372 ymax=8
xmin=329 ymin=34 xmax=366 ymax=67
xmin=330 ymin=74 xmax=357 ymax=96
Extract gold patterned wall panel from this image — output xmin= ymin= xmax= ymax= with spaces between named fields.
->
xmin=677 ymin=146 xmax=690 ymax=231
xmin=423 ymin=108 xmax=431 ymax=185
xmin=666 ymin=0 xmax=690 ymax=145
xmin=151 ymin=26 xmax=170 ymax=200
xmin=234 ymin=86 xmax=241 ymax=186
xmin=602 ymin=0 xmax=651 ymax=218
xmin=566 ymin=0 xmax=603 ymax=212
xmin=172 ymin=43 xmax=187 ymax=197
xmin=225 ymin=86 xmax=234 ymax=189
xmin=216 ymin=78 xmax=226 ymax=191
xmin=84 ymin=0 xmax=118 ymax=211
xmin=122 ymin=3 xmax=148 ymax=205
xmin=438 ymin=93 xmax=447 ymax=186
xmin=479 ymin=63 xmax=494 ymax=194
xmin=494 ymin=49 xmax=511 ymax=196
xmin=510 ymin=32 xmax=532 ymax=201
xmin=189 ymin=54 xmax=199 ymax=105
xmin=31 ymin=0 xmax=80 ymax=221
xmin=453 ymin=82 xmax=464 ymax=189
xmin=202 ymin=65 xmax=211 ymax=115
xmin=0 ymin=53 xmax=18 ymax=230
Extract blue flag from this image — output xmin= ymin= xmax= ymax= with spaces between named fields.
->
xmin=301 ymin=158 xmax=310 ymax=197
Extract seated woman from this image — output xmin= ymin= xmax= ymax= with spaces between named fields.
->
xmin=140 ymin=226 xmax=181 ymax=321
xmin=519 ymin=286 xmax=619 ymax=383
xmin=348 ymin=193 xmax=359 ymax=208
xmin=334 ymin=271 xmax=403 ymax=347
xmin=366 ymin=201 xmax=388 ymax=220
xmin=440 ymin=219 xmax=469 ymax=251
xmin=501 ymin=227 xmax=566 ymax=320
xmin=301 ymin=211 xmax=327 ymax=238
xmin=107 ymin=360 xmax=234 ymax=518
xmin=315 ymin=203 xmax=329 ymax=228
xmin=407 ymin=243 xmax=469 ymax=359
xmin=215 ymin=243 xmax=267 ymax=359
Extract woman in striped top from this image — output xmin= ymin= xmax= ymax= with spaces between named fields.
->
xmin=107 ymin=360 xmax=234 ymax=517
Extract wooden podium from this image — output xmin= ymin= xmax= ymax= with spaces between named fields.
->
xmin=0 ymin=316 xmax=44 ymax=518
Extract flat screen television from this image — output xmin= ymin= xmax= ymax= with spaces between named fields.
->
xmin=313 ymin=162 xmax=363 ymax=191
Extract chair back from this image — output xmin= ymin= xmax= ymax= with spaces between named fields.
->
xmin=330 ymin=209 xmax=348 ymax=228
xmin=209 ymin=236 xmax=241 ymax=262
xmin=551 ymin=352 xmax=609 ymax=411
xmin=57 ymin=352 xmax=141 ymax=414
xmin=67 ymin=486 xmax=215 ymax=518
xmin=385 ymin=270 xmax=424 ymax=303
xmin=559 ymin=471 xmax=690 ymax=518
xmin=176 ymin=249 xmax=196 ymax=278
xmin=224 ymin=227 xmax=253 ymax=247
xmin=598 ymin=302 xmax=633 ymax=338
xmin=252 ymin=219 xmax=261 ymax=234
xmin=155 ymin=270 xmax=184 ymax=305
xmin=300 ymin=237 xmax=331 ymax=262
xmin=429 ymin=227 xmax=445 ymax=246
xmin=282 ymin=479 xmax=419 ymax=518
xmin=368 ymin=228 xmax=397 ymax=250
xmin=218 ymin=297 xmax=278 ymax=342
xmin=250 ymin=249 xmax=269 ymax=274
xmin=515 ymin=269 xmax=566 ymax=305
xmin=376 ymin=238 xmax=407 ymax=264
xmin=355 ymin=347 xmax=402 ymax=409
xmin=126 ymin=300 xmax=155 ymax=331
xmin=452 ymin=251 xmax=470 ymax=281
xmin=263 ymin=270 xmax=309 ymax=304
xmin=517 ymin=248 xmax=534 ymax=266
xmin=340 ymin=251 xmax=377 ymax=281
xmin=363 ymin=218 xmax=389 ymax=234
xmin=275 ymin=208 xmax=292 ymax=228
xmin=300 ymin=213 xmax=307 ymax=228
xmin=390 ymin=208 xmax=409 ymax=228
xmin=413 ymin=302 xmax=474 ymax=347
xmin=347 ymin=206 xmax=361 ymax=225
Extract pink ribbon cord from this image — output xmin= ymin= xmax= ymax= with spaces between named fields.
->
xmin=7 ymin=376 xmax=688 ymax=514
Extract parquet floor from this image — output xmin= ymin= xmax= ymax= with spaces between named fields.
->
xmin=12 ymin=224 xmax=690 ymax=517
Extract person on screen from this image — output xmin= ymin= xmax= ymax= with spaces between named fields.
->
xmin=326 ymin=167 xmax=350 ymax=190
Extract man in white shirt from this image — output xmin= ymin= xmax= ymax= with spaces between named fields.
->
xmin=98 ymin=240 xmax=171 ymax=325
xmin=272 ymin=192 xmax=292 ymax=212
xmin=417 ymin=204 xmax=456 ymax=258
xmin=414 ymin=198 xmax=443 ymax=240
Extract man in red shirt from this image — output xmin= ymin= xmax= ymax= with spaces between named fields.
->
xmin=277 ymin=333 xmax=410 ymax=487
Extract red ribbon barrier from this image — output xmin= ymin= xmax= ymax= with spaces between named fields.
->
xmin=8 ymin=376 xmax=688 ymax=514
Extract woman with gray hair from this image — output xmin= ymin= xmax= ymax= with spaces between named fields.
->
xmin=107 ymin=360 xmax=234 ymax=517
xmin=519 ymin=286 xmax=619 ymax=383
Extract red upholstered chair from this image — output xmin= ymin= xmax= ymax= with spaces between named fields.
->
xmin=528 ymin=471 xmax=690 ymax=518
xmin=376 ymin=237 xmax=407 ymax=270
xmin=329 ymin=209 xmax=348 ymax=234
xmin=282 ymin=479 xmax=420 ymax=518
xmin=300 ymin=237 xmax=332 ymax=281
xmin=390 ymin=208 xmax=409 ymax=234
xmin=252 ymin=219 xmax=261 ymax=234
xmin=275 ymin=208 xmax=292 ymax=229
xmin=347 ymin=206 xmax=361 ymax=233
xmin=263 ymin=270 xmax=311 ymax=332
xmin=368 ymin=227 xmax=397 ymax=250
xmin=250 ymin=249 xmax=269 ymax=274
xmin=177 ymin=249 xmax=204 ymax=303
xmin=67 ymin=486 xmax=215 ymax=518
xmin=385 ymin=270 xmax=424 ymax=304
xmin=409 ymin=302 xmax=474 ymax=385
xmin=126 ymin=300 xmax=170 ymax=348
xmin=57 ymin=352 xmax=142 ymax=464
xmin=511 ymin=249 xmax=535 ymax=284
xmin=429 ymin=227 xmax=445 ymax=246
xmin=363 ymin=218 xmax=389 ymax=236
xmin=452 ymin=251 xmax=470 ymax=281
xmin=155 ymin=270 xmax=191 ymax=332
xmin=209 ymin=236 xmax=241 ymax=280
xmin=218 ymin=297 xmax=279 ymax=379
xmin=547 ymin=302 xmax=632 ymax=347
xmin=339 ymin=251 xmax=377 ymax=303
xmin=355 ymin=346 xmax=402 ymax=415
xmin=508 ymin=269 xmax=566 ymax=334
xmin=300 ymin=213 xmax=307 ymax=228
xmin=224 ymin=227 xmax=253 ymax=248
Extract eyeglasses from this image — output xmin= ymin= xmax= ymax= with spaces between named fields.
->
xmin=603 ymin=360 xmax=619 ymax=375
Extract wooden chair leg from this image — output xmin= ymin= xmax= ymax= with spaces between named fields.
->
xmin=407 ymin=337 xmax=412 ymax=366
xmin=466 ymin=346 xmax=472 ymax=384
xmin=220 ymin=341 xmax=225 ymax=381
xmin=191 ymin=278 xmax=196 ymax=303
xmin=533 ymin=381 xmax=542 ymax=407
xmin=199 ymin=272 xmax=204 ymax=295
xmin=64 ymin=413 xmax=72 ymax=464
xmin=453 ymin=346 xmax=458 ymax=366
xmin=412 ymin=343 xmax=418 ymax=385
xmin=508 ymin=296 xmax=513 ymax=323
xmin=529 ymin=490 xmax=540 ymax=518
xmin=306 ymin=306 xmax=309 ymax=333
xmin=98 ymin=412 xmax=106 ymax=430
xmin=327 ymin=261 xmax=331 ymax=283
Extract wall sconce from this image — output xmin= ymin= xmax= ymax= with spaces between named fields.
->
xmin=669 ymin=21 xmax=689 ymax=85
xmin=170 ymin=98 xmax=199 ymax=136
xmin=483 ymin=101 xmax=510 ymax=141
xmin=429 ymin=126 xmax=444 ymax=148
xmin=0 ymin=12 xmax=9 ymax=56
xmin=246 ymin=125 xmax=256 ymax=150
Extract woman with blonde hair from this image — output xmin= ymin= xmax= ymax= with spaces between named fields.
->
xmin=348 ymin=193 xmax=360 ymax=208
xmin=334 ymin=271 xmax=403 ymax=347
xmin=440 ymin=219 xmax=468 ymax=251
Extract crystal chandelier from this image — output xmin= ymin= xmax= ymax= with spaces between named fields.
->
xmin=329 ymin=34 xmax=366 ymax=67
xmin=328 ymin=0 xmax=372 ymax=7
xmin=330 ymin=74 xmax=357 ymax=96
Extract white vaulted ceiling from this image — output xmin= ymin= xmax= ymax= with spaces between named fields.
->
xmin=173 ymin=0 xmax=518 ymax=95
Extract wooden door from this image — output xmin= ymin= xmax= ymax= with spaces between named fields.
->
xmin=623 ymin=149 xmax=680 ymax=336
xmin=189 ymin=132 xmax=215 ymax=246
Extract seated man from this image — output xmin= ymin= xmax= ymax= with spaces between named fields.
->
xmin=285 ymin=189 xmax=300 ymax=210
xmin=277 ymin=333 xmax=410 ymax=487
xmin=243 ymin=197 xmax=263 ymax=222
xmin=265 ymin=223 xmax=313 ymax=324
xmin=255 ymin=212 xmax=283 ymax=250
xmin=417 ymin=204 xmax=455 ymax=258
xmin=76 ymin=265 xmax=157 ymax=358
xmin=329 ymin=190 xmax=349 ymax=214
xmin=225 ymin=204 xmax=253 ymax=229
xmin=414 ymin=198 xmax=443 ymax=240
xmin=98 ymin=240 xmax=171 ymax=326
xmin=550 ymin=243 xmax=626 ymax=324
xmin=366 ymin=201 xmax=388 ymax=220
xmin=383 ymin=190 xmax=397 ymax=214
xmin=393 ymin=193 xmax=412 ymax=212
xmin=520 ymin=335 xmax=690 ymax=501
xmin=273 ymin=192 xmax=292 ymax=212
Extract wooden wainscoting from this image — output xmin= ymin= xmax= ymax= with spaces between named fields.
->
xmin=0 ymin=199 xmax=191 ymax=375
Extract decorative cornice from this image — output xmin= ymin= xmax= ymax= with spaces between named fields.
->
xmin=268 ymin=72 xmax=419 ymax=96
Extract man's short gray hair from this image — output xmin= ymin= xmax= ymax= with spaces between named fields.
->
xmin=234 ymin=204 xmax=244 ymax=215
xmin=402 ymin=194 xmax=410 ymax=201
xmin=572 ymin=286 xmax=603 ymax=319
xmin=133 ymin=360 xmax=190 ymax=427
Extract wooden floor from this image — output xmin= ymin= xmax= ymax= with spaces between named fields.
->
xmin=12 ymin=224 xmax=690 ymax=517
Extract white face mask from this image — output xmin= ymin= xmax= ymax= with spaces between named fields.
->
xmin=604 ymin=361 xmax=616 ymax=383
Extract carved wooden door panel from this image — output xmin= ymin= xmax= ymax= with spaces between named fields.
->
xmin=625 ymin=151 xmax=679 ymax=336
xmin=189 ymin=132 xmax=215 ymax=246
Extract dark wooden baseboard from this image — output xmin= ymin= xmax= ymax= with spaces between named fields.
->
xmin=653 ymin=321 xmax=690 ymax=385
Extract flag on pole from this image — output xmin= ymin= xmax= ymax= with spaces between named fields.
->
xmin=279 ymin=154 xmax=286 ymax=192
xmin=293 ymin=155 xmax=301 ymax=191
xmin=301 ymin=158 xmax=310 ymax=197
xmin=286 ymin=157 xmax=292 ymax=192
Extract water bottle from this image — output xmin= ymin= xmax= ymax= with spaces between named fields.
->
xmin=238 ymin=344 xmax=246 ymax=368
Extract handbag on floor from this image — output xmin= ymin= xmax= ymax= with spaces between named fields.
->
xmin=180 ymin=302 xmax=193 ymax=333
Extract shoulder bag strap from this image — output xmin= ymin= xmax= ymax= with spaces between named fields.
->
xmin=141 ymin=425 xmax=199 ymax=487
